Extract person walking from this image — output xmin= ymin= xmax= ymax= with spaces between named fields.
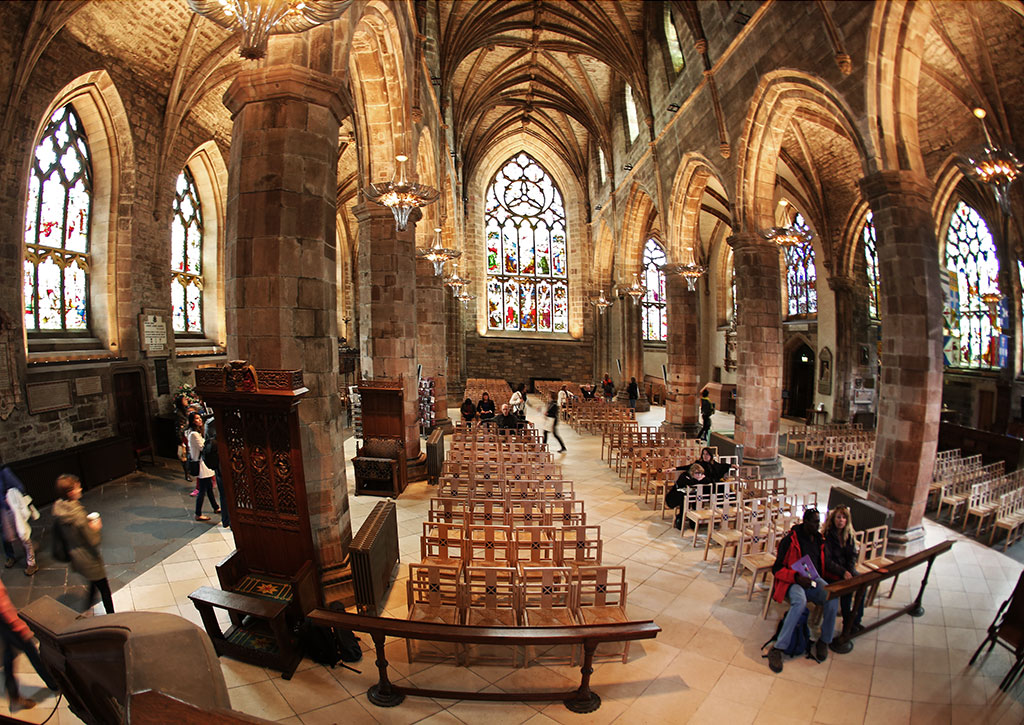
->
xmin=627 ymin=377 xmax=639 ymax=410
xmin=0 ymin=580 xmax=57 ymax=712
xmin=203 ymin=420 xmax=229 ymax=529
xmin=698 ymin=389 xmax=714 ymax=442
xmin=542 ymin=392 xmax=567 ymax=453
xmin=600 ymin=374 xmax=615 ymax=403
xmin=53 ymin=474 xmax=114 ymax=614
xmin=187 ymin=412 xmax=220 ymax=522
xmin=0 ymin=461 xmax=37 ymax=576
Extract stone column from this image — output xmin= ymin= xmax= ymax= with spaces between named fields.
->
xmin=728 ymin=232 xmax=783 ymax=473
xmin=352 ymin=202 xmax=421 ymax=462
xmin=416 ymin=258 xmax=451 ymax=431
xmin=828 ymin=276 xmax=869 ymax=424
xmin=617 ymin=296 xmax=649 ymax=410
xmin=223 ymin=65 xmax=351 ymax=568
xmin=860 ymin=171 xmax=944 ymax=538
xmin=663 ymin=273 xmax=700 ymax=435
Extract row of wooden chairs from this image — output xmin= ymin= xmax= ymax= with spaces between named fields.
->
xmin=437 ymin=477 xmax=576 ymax=502
xmin=990 ymin=488 xmax=1024 ymax=550
xmin=964 ymin=469 xmax=1024 ymax=537
xmin=928 ymin=451 xmax=982 ymax=507
xmin=785 ymin=423 xmax=863 ymax=459
xmin=450 ymin=426 xmax=543 ymax=444
xmin=406 ymin=563 xmax=629 ymax=666
xmin=420 ymin=522 xmax=603 ymax=572
xmin=428 ymin=496 xmax=587 ymax=527
xmin=461 ymin=379 xmax=512 ymax=409
xmin=936 ymin=460 xmax=1005 ymax=524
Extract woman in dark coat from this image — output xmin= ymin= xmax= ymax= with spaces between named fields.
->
xmin=693 ymin=447 xmax=731 ymax=484
xmin=53 ymin=474 xmax=113 ymax=614
xmin=822 ymin=505 xmax=863 ymax=635
xmin=460 ymin=398 xmax=477 ymax=425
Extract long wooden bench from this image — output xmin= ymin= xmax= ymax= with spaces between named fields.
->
xmin=188 ymin=586 xmax=302 ymax=680
xmin=306 ymin=609 xmax=660 ymax=713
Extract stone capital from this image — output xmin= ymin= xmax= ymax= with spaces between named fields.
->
xmin=858 ymin=170 xmax=934 ymax=208
xmin=224 ymin=64 xmax=351 ymax=124
xmin=726 ymin=232 xmax=773 ymax=252
xmin=827 ymin=275 xmax=861 ymax=294
xmin=351 ymin=201 xmax=422 ymax=228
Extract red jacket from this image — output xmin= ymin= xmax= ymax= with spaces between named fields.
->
xmin=0 ymin=581 xmax=32 ymax=641
xmin=771 ymin=526 xmax=827 ymax=603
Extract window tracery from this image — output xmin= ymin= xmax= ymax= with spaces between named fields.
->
xmin=23 ymin=104 xmax=93 ymax=333
xmin=784 ymin=211 xmax=817 ymax=317
xmin=862 ymin=211 xmax=880 ymax=319
xmin=485 ymin=152 xmax=568 ymax=333
xmin=171 ymin=168 xmax=204 ymax=334
xmin=664 ymin=6 xmax=685 ymax=73
xmin=642 ymin=238 xmax=667 ymax=342
xmin=945 ymin=200 xmax=1001 ymax=368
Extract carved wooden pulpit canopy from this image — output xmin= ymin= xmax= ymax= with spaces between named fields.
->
xmin=195 ymin=361 xmax=316 ymax=600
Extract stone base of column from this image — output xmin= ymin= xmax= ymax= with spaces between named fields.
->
xmin=886 ymin=525 xmax=927 ymax=552
xmin=407 ymin=455 xmax=430 ymax=483
xmin=616 ymin=391 xmax=650 ymax=412
xmin=430 ymin=416 xmax=454 ymax=434
xmin=743 ymin=455 xmax=784 ymax=478
xmin=661 ymin=420 xmax=701 ymax=438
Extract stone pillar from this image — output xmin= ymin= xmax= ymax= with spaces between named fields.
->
xmin=829 ymin=276 xmax=869 ymax=424
xmin=223 ymin=65 xmax=351 ymax=568
xmin=617 ymin=296 xmax=649 ymax=410
xmin=664 ymin=273 xmax=700 ymax=435
xmin=353 ymin=202 xmax=421 ymax=462
xmin=860 ymin=171 xmax=944 ymax=538
xmin=416 ymin=257 xmax=451 ymax=431
xmin=728 ymin=232 xmax=783 ymax=472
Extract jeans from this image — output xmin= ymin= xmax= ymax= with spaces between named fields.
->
xmin=628 ymin=398 xmax=637 ymax=410
xmin=699 ymin=415 xmax=711 ymax=441
xmin=1 ymin=509 xmax=34 ymax=568
xmin=1 ymin=620 xmax=57 ymax=697
xmin=776 ymin=577 xmax=838 ymax=650
xmin=216 ymin=472 xmax=230 ymax=527
xmin=87 ymin=577 xmax=114 ymax=614
xmin=195 ymin=476 xmax=219 ymax=517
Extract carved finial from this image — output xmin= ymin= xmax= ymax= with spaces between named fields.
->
xmin=835 ymin=53 xmax=852 ymax=75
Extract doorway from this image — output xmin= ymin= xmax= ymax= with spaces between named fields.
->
xmin=113 ymin=368 xmax=152 ymax=456
xmin=788 ymin=344 xmax=816 ymax=419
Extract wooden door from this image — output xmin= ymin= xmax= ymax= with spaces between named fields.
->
xmin=113 ymin=369 xmax=151 ymax=450
xmin=978 ymin=390 xmax=995 ymax=431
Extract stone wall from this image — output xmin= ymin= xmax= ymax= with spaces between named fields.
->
xmin=463 ymin=332 xmax=594 ymax=392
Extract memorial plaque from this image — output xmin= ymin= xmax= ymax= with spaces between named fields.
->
xmin=139 ymin=311 xmax=169 ymax=356
xmin=27 ymin=381 xmax=73 ymax=414
xmin=75 ymin=376 xmax=103 ymax=397
xmin=154 ymin=358 xmax=170 ymax=396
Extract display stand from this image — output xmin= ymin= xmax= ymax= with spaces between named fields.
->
xmin=418 ymin=377 xmax=436 ymax=433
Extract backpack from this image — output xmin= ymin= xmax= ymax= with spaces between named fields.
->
xmin=202 ymin=436 xmax=219 ymax=471
xmin=297 ymin=621 xmax=363 ymax=667
xmin=52 ymin=520 xmax=71 ymax=563
xmin=762 ymin=608 xmax=812 ymax=658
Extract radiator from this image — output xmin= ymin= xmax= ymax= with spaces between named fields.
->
xmin=426 ymin=428 xmax=445 ymax=486
xmin=350 ymin=500 xmax=400 ymax=615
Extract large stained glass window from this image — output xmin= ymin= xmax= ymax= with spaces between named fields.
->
xmin=862 ymin=211 xmax=880 ymax=319
xmin=23 ymin=104 xmax=92 ymax=332
xmin=664 ymin=6 xmax=685 ymax=73
xmin=171 ymin=168 xmax=204 ymax=333
xmin=485 ymin=152 xmax=568 ymax=333
xmin=625 ymin=83 xmax=640 ymax=143
xmin=784 ymin=211 xmax=817 ymax=317
xmin=642 ymin=238 xmax=667 ymax=342
xmin=945 ymin=200 xmax=1000 ymax=368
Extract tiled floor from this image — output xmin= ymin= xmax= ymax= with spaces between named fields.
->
xmin=6 ymin=405 xmax=1024 ymax=724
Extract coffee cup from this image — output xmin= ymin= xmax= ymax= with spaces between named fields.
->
xmin=87 ymin=512 xmax=100 ymax=521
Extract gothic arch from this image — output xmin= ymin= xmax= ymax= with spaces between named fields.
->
xmin=415 ymin=127 xmax=438 ymax=247
xmin=666 ymin=153 xmax=731 ymax=266
xmin=618 ymin=184 xmax=658 ymax=285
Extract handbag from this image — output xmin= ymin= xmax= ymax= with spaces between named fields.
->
xmin=187 ymin=459 xmax=201 ymax=476
xmin=541 ymin=416 xmax=555 ymax=432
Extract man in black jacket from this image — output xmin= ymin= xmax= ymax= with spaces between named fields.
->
xmin=494 ymin=404 xmax=522 ymax=432
xmin=698 ymin=389 xmax=714 ymax=441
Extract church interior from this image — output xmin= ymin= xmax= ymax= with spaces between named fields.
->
xmin=2 ymin=0 xmax=1024 ymax=723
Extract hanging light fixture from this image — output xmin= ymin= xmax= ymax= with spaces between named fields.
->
xmin=445 ymin=261 xmax=467 ymax=296
xmin=958 ymin=108 xmax=1022 ymax=217
xmin=455 ymin=289 xmax=476 ymax=308
xmin=186 ymin=0 xmax=351 ymax=60
xmin=761 ymin=199 xmax=813 ymax=248
xmin=624 ymin=273 xmax=647 ymax=305
xmin=416 ymin=227 xmax=461 ymax=276
xmin=590 ymin=289 xmax=613 ymax=314
xmin=661 ymin=262 xmax=707 ymax=292
xmin=363 ymin=155 xmax=440 ymax=231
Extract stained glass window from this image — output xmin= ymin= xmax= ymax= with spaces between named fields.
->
xmin=485 ymin=152 xmax=568 ymax=333
xmin=642 ymin=238 xmax=667 ymax=342
xmin=170 ymin=168 xmax=204 ymax=333
xmin=945 ymin=201 xmax=1000 ymax=368
xmin=862 ymin=211 xmax=880 ymax=319
xmin=730 ymin=264 xmax=737 ymax=323
xmin=784 ymin=211 xmax=817 ymax=317
xmin=23 ymin=104 xmax=92 ymax=332
xmin=625 ymin=83 xmax=640 ymax=143
xmin=598 ymin=147 xmax=607 ymax=184
xmin=664 ymin=6 xmax=685 ymax=73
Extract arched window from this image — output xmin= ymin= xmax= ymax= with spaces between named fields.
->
xmin=730 ymin=264 xmax=737 ymax=323
xmin=597 ymin=147 xmax=607 ymax=185
xmin=785 ymin=211 xmax=817 ymax=317
xmin=23 ymin=104 xmax=92 ymax=332
xmin=664 ymin=6 xmax=685 ymax=73
xmin=862 ymin=211 xmax=880 ymax=319
xmin=171 ymin=168 xmax=204 ymax=334
xmin=945 ymin=200 xmax=1001 ymax=368
xmin=624 ymin=83 xmax=640 ymax=143
xmin=642 ymin=238 xmax=667 ymax=342
xmin=485 ymin=152 xmax=568 ymax=333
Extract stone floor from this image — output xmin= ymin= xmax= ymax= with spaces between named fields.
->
xmin=3 ymin=405 xmax=1023 ymax=724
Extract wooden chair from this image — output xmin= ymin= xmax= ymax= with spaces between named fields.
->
xmin=574 ymin=566 xmax=630 ymax=663
xmin=463 ymin=566 xmax=520 ymax=666
xmin=557 ymin=525 xmax=603 ymax=570
xmin=514 ymin=526 xmax=561 ymax=573
xmin=970 ymin=570 xmax=1024 ymax=690
xmin=428 ymin=497 xmax=470 ymax=528
xmin=406 ymin=563 xmax=463 ymax=663
xmin=466 ymin=499 xmax=510 ymax=527
xmin=648 ymin=469 xmax=675 ymax=519
xmin=732 ymin=516 xmax=778 ymax=602
xmin=683 ymin=483 xmax=715 ymax=547
xmin=549 ymin=498 xmax=587 ymax=527
xmin=464 ymin=525 xmax=515 ymax=568
xmin=420 ymin=521 xmax=465 ymax=569
xmin=703 ymin=493 xmax=744 ymax=572
xmin=507 ymin=499 xmax=552 ymax=528
xmin=856 ymin=525 xmax=896 ymax=604
xmin=521 ymin=566 xmax=577 ymax=666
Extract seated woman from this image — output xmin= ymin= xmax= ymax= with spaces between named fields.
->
xmin=477 ymin=392 xmax=496 ymax=423
xmin=665 ymin=463 xmax=706 ymax=529
xmin=823 ymin=505 xmax=864 ymax=637
xmin=692 ymin=447 xmax=732 ymax=484
xmin=460 ymin=397 xmax=476 ymax=425
xmin=509 ymin=384 xmax=526 ymax=419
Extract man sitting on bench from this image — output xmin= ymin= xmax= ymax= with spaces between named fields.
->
xmin=767 ymin=508 xmax=840 ymax=672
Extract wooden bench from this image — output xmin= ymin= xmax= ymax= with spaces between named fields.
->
xmin=188 ymin=586 xmax=302 ymax=680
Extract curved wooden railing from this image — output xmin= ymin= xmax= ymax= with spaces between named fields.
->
xmin=306 ymin=610 xmax=660 ymax=713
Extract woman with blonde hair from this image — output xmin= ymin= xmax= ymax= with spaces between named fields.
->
xmin=822 ymin=505 xmax=863 ymax=636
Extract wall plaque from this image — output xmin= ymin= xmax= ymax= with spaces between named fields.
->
xmin=27 ymin=380 xmax=73 ymax=414
xmin=139 ymin=310 xmax=169 ymax=357
xmin=154 ymin=358 xmax=170 ymax=396
xmin=74 ymin=375 xmax=103 ymax=397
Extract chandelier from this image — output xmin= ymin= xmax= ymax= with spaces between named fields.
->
xmin=455 ymin=289 xmax=476 ymax=308
xmin=661 ymin=262 xmax=707 ymax=292
xmin=363 ymin=155 xmax=440 ymax=231
xmin=623 ymin=273 xmax=647 ymax=305
xmin=416 ymin=227 xmax=461 ymax=276
xmin=761 ymin=200 xmax=815 ymax=248
xmin=445 ymin=261 xmax=467 ymax=296
xmin=591 ymin=288 xmax=613 ymax=314
xmin=186 ymin=0 xmax=351 ymax=60
xmin=959 ymin=108 xmax=1022 ymax=216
